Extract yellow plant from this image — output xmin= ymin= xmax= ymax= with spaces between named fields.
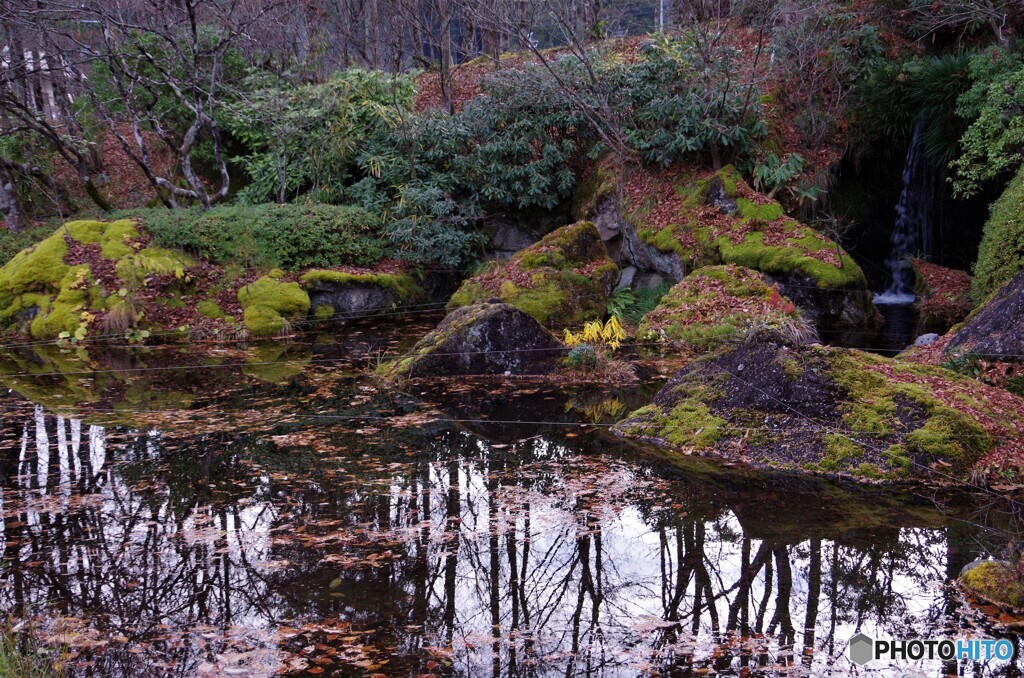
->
xmin=562 ymin=316 xmax=627 ymax=351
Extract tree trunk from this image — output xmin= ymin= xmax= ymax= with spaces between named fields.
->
xmin=0 ymin=163 xmax=26 ymax=233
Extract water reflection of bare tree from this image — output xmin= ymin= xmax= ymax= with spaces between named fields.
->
xmin=0 ymin=407 xmax=1016 ymax=676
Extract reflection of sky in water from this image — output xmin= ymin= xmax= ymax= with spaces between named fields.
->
xmin=0 ymin=402 xmax=1020 ymax=676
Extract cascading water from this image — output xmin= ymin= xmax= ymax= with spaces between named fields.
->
xmin=875 ymin=119 xmax=937 ymax=305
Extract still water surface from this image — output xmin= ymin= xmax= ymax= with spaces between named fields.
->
xmin=0 ymin=317 xmax=1020 ymax=676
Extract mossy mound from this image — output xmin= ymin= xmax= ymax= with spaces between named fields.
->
xmin=447 ymin=221 xmax=619 ymax=328
xmin=237 ymin=276 xmax=311 ymax=337
xmin=960 ymin=560 xmax=1024 ymax=611
xmin=637 ymin=265 xmax=809 ymax=349
xmin=973 ymin=167 xmax=1024 ymax=305
xmin=614 ymin=333 xmax=1024 ymax=482
xmin=0 ymin=219 xmax=193 ymax=339
xmin=646 ymin=167 xmax=865 ymax=286
xmin=575 ymin=164 xmax=874 ymax=323
xmin=385 ymin=301 xmax=564 ymax=379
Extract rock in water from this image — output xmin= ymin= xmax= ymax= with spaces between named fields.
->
xmin=946 ymin=268 xmax=1024 ymax=359
xmin=386 ymin=302 xmax=564 ymax=378
xmin=447 ymin=221 xmax=619 ymax=328
xmin=615 ymin=332 xmax=1024 ymax=482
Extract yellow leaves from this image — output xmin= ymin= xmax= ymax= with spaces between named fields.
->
xmin=562 ymin=316 xmax=627 ymax=351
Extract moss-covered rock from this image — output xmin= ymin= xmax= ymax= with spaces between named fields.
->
xmin=574 ymin=164 xmax=875 ymax=324
xmin=300 ymin=269 xmax=423 ymax=320
xmin=637 ymin=265 xmax=810 ymax=350
xmin=973 ymin=166 xmax=1024 ymax=305
xmin=384 ymin=301 xmax=564 ymax=379
xmin=237 ymin=276 xmax=311 ymax=337
xmin=447 ymin=221 xmax=619 ymax=328
xmin=614 ymin=332 xmax=1024 ymax=482
xmin=960 ymin=560 xmax=1024 ymax=611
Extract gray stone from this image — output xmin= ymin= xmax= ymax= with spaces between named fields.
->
xmin=914 ymin=333 xmax=940 ymax=347
xmin=947 ymin=267 xmax=1024 ymax=360
xmin=389 ymin=302 xmax=564 ymax=378
xmin=615 ymin=266 xmax=637 ymax=292
xmin=307 ymin=282 xmax=400 ymax=319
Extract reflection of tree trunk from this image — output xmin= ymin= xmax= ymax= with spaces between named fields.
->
xmin=412 ymin=460 xmax=430 ymax=625
xmin=755 ymin=549 xmax=773 ymax=633
xmin=488 ymin=468 xmax=501 ymax=678
xmin=827 ymin=545 xmax=839 ymax=657
xmin=803 ymin=539 xmax=822 ymax=667
xmin=507 ymin=511 xmax=519 ymax=675
xmin=443 ymin=456 xmax=460 ymax=645
xmin=727 ymin=537 xmax=751 ymax=633
xmin=769 ymin=546 xmax=794 ymax=661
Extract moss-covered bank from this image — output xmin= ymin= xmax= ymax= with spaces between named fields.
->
xmin=0 ymin=219 xmax=421 ymax=341
xmin=973 ymin=167 xmax=1024 ymax=305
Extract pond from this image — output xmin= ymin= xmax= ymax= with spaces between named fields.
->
xmin=0 ymin=316 xmax=1021 ymax=676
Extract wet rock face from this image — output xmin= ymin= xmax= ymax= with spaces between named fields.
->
xmin=947 ymin=268 xmax=1024 ymax=359
xmin=704 ymin=175 xmax=738 ymax=215
xmin=769 ymin=271 xmax=876 ymax=326
xmin=390 ymin=302 xmax=564 ymax=378
xmin=306 ymin=281 xmax=400 ymax=319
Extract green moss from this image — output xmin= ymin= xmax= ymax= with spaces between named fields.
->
xmin=313 ymin=304 xmax=335 ymax=320
xmin=299 ymin=269 xmax=422 ymax=302
xmin=0 ymin=230 xmax=70 ymax=317
xmin=820 ymin=434 xmax=864 ymax=471
xmin=961 ymin=561 xmax=1024 ymax=608
xmin=973 ymin=166 xmax=1024 ymax=304
xmin=238 ymin=276 xmax=310 ymax=318
xmin=447 ymin=222 xmax=618 ymax=327
xmin=737 ymin=198 xmax=784 ymax=222
xmin=243 ymin=305 xmax=285 ymax=337
xmin=719 ymin=230 xmax=865 ymax=289
xmin=196 ymin=300 xmax=225 ymax=319
xmin=826 ymin=347 xmax=996 ymax=472
xmin=617 ymin=377 xmax=728 ymax=450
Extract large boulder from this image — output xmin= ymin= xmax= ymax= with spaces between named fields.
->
xmin=574 ymin=162 xmax=875 ymax=324
xmin=946 ymin=267 xmax=1024 ymax=359
xmin=300 ymin=269 xmax=423 ymax=320
xmin=385 ymin=301 xmax=564 ymax=378
xmin=447 ymin=221 xmax=619 ymax=328
xmin=614 ymin=332 xmax=1024 ymax=482
xmin=637 ymin=265 xmax=812 ymax=351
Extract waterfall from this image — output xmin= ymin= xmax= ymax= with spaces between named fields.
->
xmin=875 ymin=119 xmax=937 ymax=304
